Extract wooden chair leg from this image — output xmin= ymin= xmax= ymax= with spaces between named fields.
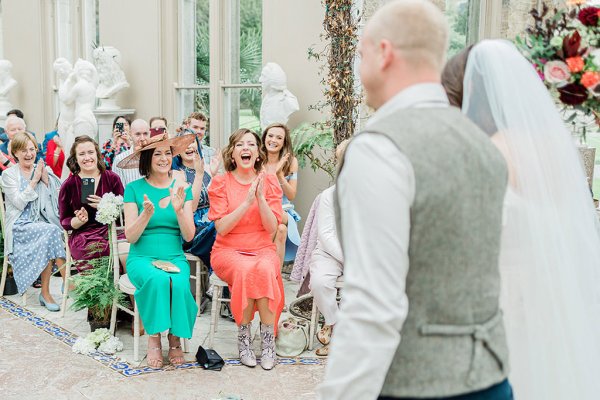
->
xmin=309 ymin=295 xmax=318 ymax=351
xmin=195 ymin=261 xmax=201 ymax=317
xmin=209 ymin=285 xmax=220 ymax=348
xmin=109 ymin=300 xmax=118 ymax=335
xmin=0 ymin=257 xmax=7 ymax=296
xmin=60 ymin=266 xmax=71 ymax=318
xmin=23 ymin=291 xmax=27 ymax=306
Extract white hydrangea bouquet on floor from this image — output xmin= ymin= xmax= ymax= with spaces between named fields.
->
xmin=72 ymin=328 xmax=124 ymax=355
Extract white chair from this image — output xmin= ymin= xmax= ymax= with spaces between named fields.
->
xmin=0 ymin=189 xmax=12 ymax=299
xmin=208 ymin=273 xmax=230 ymax=348
xmin=59 ymin=230 xmax=72 ymax=317
xmin=308 ymin=276 xmax=344 ymax=350
xmin=185 ymin=253 xmax=208 ymax=316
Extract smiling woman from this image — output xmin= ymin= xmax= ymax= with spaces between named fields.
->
xmin=1 ymin=132 xmax=66 ymax=311
xmin=208 ymin=128 xmax=284 ymax=371
xmin=59 ymin=135 xmax=125 ymax=263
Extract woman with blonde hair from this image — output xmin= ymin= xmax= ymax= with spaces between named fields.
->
xmin=209 ymin=128 xmax=284 ymax=370
xmin=1 ymin=132 xmax=66 ymax=310
xmin=261 ymin=123 xmax=301 ymax=263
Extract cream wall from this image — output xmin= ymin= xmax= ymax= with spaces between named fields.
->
xmin=263 ymin=0 xmax=331 ymax=227
xmin=98 ymin=0 xmax=179 ymax=126
xmin=2 ymin=0 xmax=55 ymax=137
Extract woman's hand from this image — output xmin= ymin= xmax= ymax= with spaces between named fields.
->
xmin=142 ymin=194 xmax=154 ymax=217
xmin=255 ymin=172 xmax=266 ymax=201
xmin=245 ymin=177 xmax=260 ymax=206
xmin=170 ymin=186 xmax=186 ymax=213
xmin=275 ymin=153 xmax=290 ymax=177
xmin=87 ymin=194 xmax=101 ymax=209
xmin=40 ymin=164 xmax=49 ymax=186
xmin=209 ymin=149 xmax=222 ymax=177
xmin=32 ymin=163 xmax=43 ymax=183
xmin=193 ymin=150 xmax=204 ymax=175
xmin=74 ymin=207 xmax=88 ymax=224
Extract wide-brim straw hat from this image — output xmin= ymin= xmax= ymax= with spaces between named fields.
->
xmin=116 ymin=131 xmax=195 ymax=170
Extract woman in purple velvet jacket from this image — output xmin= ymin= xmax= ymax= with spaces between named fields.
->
xmin=58 ymin=135 xmax=125 ymax=262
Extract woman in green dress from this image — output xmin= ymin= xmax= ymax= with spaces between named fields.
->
xmin=118 ymin=131 xmax=197 ymax=368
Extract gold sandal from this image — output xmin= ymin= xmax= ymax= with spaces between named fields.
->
xmin=167 ymin=334 xmax=185 ymax=366
xmin=147 ymin=334 xmax=163 ymax=368
xmin=317 ymin=325 xmax=333 ymax=346
xmin=315 ymin=344 xmax=329 ymax=357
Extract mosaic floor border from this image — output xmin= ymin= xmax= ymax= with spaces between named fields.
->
xmin=0 ymin=296 xmax=325 ymax=377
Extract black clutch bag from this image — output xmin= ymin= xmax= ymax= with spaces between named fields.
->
xmin=195 ymin=345 xmax=225 ymax=371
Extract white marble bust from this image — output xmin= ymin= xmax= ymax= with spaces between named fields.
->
xmin=0 ymin=60 xmax=17 ymax=123
xmin=259 ymin=62 xmax=299 ymax=130
xmin=93 ymin=46 xmax=129 ymax=110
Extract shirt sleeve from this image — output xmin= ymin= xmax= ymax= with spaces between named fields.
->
xmin=316 ymin=133 xmax=415 ymax=400
xmin=1 ymin=167 xmax=38 ymax=211
xmin=108 ymin=171 xmax=125 ymax=196
xmin=264 ymin=174 xmax=283 ymax=225
xmin=207 ymin=174 xmax=228 ymax=221
xmin=317 ymin=187 xmax=343 ymax=262
xmin=58 ymin=177 xmax=76 ymax=230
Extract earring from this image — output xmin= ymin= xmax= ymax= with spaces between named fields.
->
xmin=257 ymin=157 xmax=260 ymax=161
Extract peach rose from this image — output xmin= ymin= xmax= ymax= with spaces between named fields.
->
xmin=581 ymin=71 xmax=600 ymax=88
xmin=566 ymin=56 xmax=585 ymax=73
xmin=544 ymin=61 xmax=571 ymax=85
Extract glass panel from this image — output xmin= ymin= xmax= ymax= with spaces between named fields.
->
xmin=196 ymin=0 xmax=209 ymax=86
xmin=177 ymin=88 xmax=210 ymax=126
xmin=222 ymin=87 xmax=261 ymax=143
xmin=446 ymin=0 xmax=470 ymax=57
xmin=229 ymin=0 xmax=262 ymax=85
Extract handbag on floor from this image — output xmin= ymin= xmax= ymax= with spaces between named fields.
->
xmin=275 ymin=316 xmax=309 ymax=357
xmin=195 ymin=345 xmax=225 ymax=371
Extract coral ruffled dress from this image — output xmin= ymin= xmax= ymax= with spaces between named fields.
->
xmin=208 ymin=173 xmax=285 ymax=331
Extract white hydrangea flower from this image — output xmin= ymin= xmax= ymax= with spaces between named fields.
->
xmin=95 ymin=193 xmax=124 ymax=225
xmin=72 ymin=337 xmax=96 ymax=355
xmin=86 ymin=328 xmax=111 ymax=346
xmin=98 ymin=336 xmax=124 ymax=354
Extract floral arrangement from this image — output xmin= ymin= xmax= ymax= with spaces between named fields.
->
xmin=72 ymin=328 xmax=123 ymax=355
xmin=515 ymin=2 xmax=600 ymax=124
xmin=95 ymin=192 xmax=124 ymax=225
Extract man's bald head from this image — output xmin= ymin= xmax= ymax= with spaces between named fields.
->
xmin=5 ymin=115 xmax=26 ymax=140
xmin=129 ymin=119 xmax=150 ymax=147
xmin=364 ymin=0 xmax=448 ymax=73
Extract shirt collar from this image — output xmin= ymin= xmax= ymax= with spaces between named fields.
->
xmin=367 ymin=83 xmax=449 ymax=127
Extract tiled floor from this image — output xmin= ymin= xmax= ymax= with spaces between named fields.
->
xmin=0 ymin=275 xmax=326 ymax=399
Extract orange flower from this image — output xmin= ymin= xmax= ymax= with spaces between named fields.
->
xmin=566 ymin=56 xmax=585 ymax=73
xmin=581 ymin=71 xmax=600 ymax=88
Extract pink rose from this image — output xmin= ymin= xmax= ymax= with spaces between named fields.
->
xmin=544 ymin=61 xmax=571 ymax=85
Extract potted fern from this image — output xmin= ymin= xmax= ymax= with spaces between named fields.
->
xmin=68 ymin=193 xmax=126 ymax=331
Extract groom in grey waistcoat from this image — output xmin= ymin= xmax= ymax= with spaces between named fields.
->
xmin=316 ymin=1 xmax=512 ymax=399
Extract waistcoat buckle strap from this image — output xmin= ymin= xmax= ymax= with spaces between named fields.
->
xmin=419 ymin=310 xmax=505 ymax=387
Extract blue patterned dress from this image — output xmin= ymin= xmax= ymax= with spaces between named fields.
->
xmin=10 ymin=178 xmax=66 ymax=294
xmin=283 ymin=173 xmax=301 ymax=262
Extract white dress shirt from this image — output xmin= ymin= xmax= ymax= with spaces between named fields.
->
xmin=316 ymin=83 xmax=449 ymax=400
xmin=112 ymin=149 xmax=142 ymax=187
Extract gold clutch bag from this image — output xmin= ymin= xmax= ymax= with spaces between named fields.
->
xmin=151 ymin=260 xmax=181 ymax=273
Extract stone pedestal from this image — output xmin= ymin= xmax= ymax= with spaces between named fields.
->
xmin=94 ymin=108 xmax=135 ymax=145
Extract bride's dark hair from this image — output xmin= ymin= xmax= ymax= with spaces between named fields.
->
xmin=441 ymin=45 xmax=473 ymax=108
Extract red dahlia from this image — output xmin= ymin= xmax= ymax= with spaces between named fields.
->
xmin=578 ymin=7 xmax=600 ymax=26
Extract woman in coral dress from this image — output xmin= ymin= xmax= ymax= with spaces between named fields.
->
xmin=208 ymin=128 xmax=284 ymax=370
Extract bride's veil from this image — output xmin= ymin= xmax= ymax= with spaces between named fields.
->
xmin=463 ymin=39 xmax=600 ymax=398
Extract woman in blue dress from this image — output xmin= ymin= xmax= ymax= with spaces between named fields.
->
xmin=172 ymin=137 xmax=217 ymax=269
xmin=261 ymin=123 xmax=301 ymax=264
xmin=2 ymin=132 xmax=66 ymax=311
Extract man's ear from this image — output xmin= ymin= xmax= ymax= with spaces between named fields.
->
xmin=379 ymin=39 xmax=395 ymax=71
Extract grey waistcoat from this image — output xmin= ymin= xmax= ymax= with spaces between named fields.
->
xmin=335 ymin=107 xmax=509 ymax=398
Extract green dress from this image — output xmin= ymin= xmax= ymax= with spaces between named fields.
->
xmin=124 ymin=178 xmax=198 ymax=338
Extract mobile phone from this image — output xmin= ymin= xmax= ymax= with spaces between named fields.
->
xmin=81 ymin=177 xmax=95 ymax=204
xmin=115 ymin=122 xmax=124 ymax=133
xmin=150 ymin=127 xmax=166 ymax=137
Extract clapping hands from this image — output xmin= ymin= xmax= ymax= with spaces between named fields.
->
xmin=170 ymin=186 xmax=186 ymax=212
xmin=275 ymin=153 xmax=290 ymax=177
xmin=244 ymin=172 xmax=266 ymax=206
xmin=142 ymin=194 xmax=155 ymax=217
